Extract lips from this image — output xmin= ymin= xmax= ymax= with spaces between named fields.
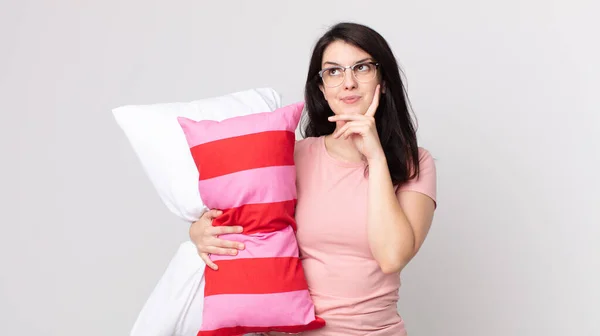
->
xmin=341 ymin=95 xmax=361 ymax=104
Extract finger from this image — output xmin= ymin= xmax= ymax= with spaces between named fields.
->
xmin=333 ymin=121 xmax=370 ymax=139
xmin=341 ymin=125 xmax=368 ymax=140
xmin=328 ymin=114 xmax=368 ymax=122
xmin=337 ymin=126 xmax=356 ymax=140
xmin=206 ymin=245 xmax=239 ymax=256
xmin=341 ymin=128 xmax=361 ymax=140
xmin=214 ymin=237 xmax=245 ymax=250
xmin=332 ymin=123 xmax=350 ymax=139
xmin=209 ymin=225 xmax=244 ymax=235
xmin=204 ymin=209 xmax=223 ymax=220
xmin=365 ymin=84 xmax=381 ymax=117
xmin=199 ymin=252 xmax=218 ymax=270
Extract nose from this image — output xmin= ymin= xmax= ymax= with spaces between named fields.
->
xmin=342 ymin=68 xmax=357 ymax=89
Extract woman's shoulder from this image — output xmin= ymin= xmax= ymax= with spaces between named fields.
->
xmin=396 ymin=146 xmax=437 ymax=204
xmin=414 ymin=147 xmax=437 ymax=183
xmin=294 ymin=136 xmax=322 ymax=155
xmin=416 ymin=147 xmax=435 ymax=167
xmin=295 ymin=136 xmax=322 ymax=145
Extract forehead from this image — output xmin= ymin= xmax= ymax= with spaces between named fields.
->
xmin=322 ymin=40 xmax=372 ymax=66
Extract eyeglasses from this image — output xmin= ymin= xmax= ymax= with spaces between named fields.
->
xmin=318 ymin=61 xmax=380 ymax=88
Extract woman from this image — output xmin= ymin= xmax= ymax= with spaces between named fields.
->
xmin=190 ymin=22 xmax=437 ymax=335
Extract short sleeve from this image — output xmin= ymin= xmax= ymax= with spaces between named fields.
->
xmin=396 ymin=148 xmax=437 ymax=206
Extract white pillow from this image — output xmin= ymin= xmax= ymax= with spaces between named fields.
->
xmin=129 ymin=241 xmax=206 ymax=336
xmin=129 ymin=241 xmax=264 ymax=336
xmin=112 ymin=88 xmax=282 ymax=222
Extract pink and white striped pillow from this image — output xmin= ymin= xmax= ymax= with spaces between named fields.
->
xmin=177 ymin=102 xmax=325 ymax=336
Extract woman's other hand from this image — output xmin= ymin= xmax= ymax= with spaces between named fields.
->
xmin=189 ymin=209 xmax=245 ymax=270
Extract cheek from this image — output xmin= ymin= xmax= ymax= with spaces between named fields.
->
xmin=322 ymin=88 xmax=339 ymax=110
xmin=322 ymin=87 xmax=336 ymax=101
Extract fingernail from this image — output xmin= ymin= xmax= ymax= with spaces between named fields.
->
xmin=239 ymin=244 xmax=245 ymax=250
xmin=230 ymin=249 xmax=238 ymax=255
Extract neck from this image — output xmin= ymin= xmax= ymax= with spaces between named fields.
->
xmin=324 ymin=130 xmax=364 ymax=163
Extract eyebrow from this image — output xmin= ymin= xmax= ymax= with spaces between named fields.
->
xmin=322 ymin=57 xmax=373 ymax=67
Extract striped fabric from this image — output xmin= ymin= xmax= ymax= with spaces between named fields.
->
xmin=177 ymin=102 xmax=325 ymax=336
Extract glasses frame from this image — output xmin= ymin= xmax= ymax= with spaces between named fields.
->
xmin=318 ymin=61 xmax=380 ymax=88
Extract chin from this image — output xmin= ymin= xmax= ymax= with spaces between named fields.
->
xmin=334 ymin=105 xmax=365 ymax=115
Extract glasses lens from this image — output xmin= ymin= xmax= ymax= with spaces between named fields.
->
xmin=353 ymin=63 xmax=377 ymax=82
xmin=322 ymin=67 xmax=344 ymax=87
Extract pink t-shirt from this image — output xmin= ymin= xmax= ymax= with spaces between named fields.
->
xmin=293 ymin=136 xmax=437 ymax=336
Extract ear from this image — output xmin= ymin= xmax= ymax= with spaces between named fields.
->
xmin=381 ymin=81 xmax=387 ymax=94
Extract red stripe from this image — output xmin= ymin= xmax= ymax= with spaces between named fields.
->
xmin=204 ymin=257 xmax=308 ymax=296
xmin=190 ymin=131 xmax=296 ymax=180
xmin=212 ymin=200 xmax=297 ymax=234
xmin=196 ymin=317 xmax=326 ymax=336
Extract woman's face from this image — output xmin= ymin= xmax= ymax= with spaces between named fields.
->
xmin=319 ymin=40 xmax=381 ymax=116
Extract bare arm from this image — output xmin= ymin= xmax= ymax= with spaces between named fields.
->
xmin=366 ymin=157 xmax=436 ymax=274
xmin=328 ymin=84 xmax=436 ymax=274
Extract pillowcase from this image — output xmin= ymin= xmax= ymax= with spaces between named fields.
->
xmin=112 ymin=88 xmax=281 ymax=223
xmin=129 ymin=241 xmax=207 ymax=336
xmin=177 ymin=101 xmax=326 ymax=336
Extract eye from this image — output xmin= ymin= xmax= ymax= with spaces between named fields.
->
xmin=327 ymin=68 xmax=342 ymax=76
xmin=355 ymin=63 xmax=372 ymax=72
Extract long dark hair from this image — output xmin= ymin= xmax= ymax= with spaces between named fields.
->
xmin=301 ymin=22 xmax=420 ymax=186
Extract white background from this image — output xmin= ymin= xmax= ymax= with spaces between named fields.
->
xmin=1 ymin=1 xmax=599 ymax=335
